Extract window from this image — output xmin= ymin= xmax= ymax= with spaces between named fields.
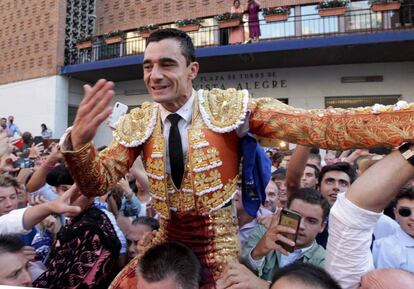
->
xmin=325 ymin=95 xmax=400 ymax=109
xmin=301 ymin=5 xmax=339 ymax=35
xmin=345 ymin=1 xmax=382 ymax=31
xmin=259 ymin=9 xmax=295 ymax=39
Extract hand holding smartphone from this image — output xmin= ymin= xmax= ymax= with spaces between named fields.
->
xmin=276 ymin=209 xmax=301 ymax=253
xmin=108 ymin=102 xmax=128 ymax=129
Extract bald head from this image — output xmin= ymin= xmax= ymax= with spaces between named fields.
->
xmin=360 ymin=269 xmax=414 ymax=289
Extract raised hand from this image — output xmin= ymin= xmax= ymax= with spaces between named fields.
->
xmin=71 ymin=79 xmax=115 ymax=150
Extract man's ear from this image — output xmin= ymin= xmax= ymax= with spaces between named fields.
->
xmin=188 ymin=61 xmax=199 ymax=80
xmin=320 ymin=220 xmax=327 ymax=233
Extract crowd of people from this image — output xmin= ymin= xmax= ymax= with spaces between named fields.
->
xmin=0 ymin=27 xmax=414 ymax=289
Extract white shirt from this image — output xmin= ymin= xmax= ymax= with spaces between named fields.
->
xmin=279 ymin=243 xmax=313 ymax=268
xmin=159 ymin=91 xmax=195 ymax=174
xmin=326 ymin=193 xmax=382 ymax=289
xmin=373 ymin=226 xmax=414 ymax=272
xmin=0 ymin=208 xmax=31 ymax=235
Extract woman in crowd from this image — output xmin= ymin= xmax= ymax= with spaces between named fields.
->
xmin=246 ymin=0 xmax=261 ymax=42
xmin=229 ymin=0 xmax=245 ymax=44
xmin=40 ymin=124 xmax=53 ymax=139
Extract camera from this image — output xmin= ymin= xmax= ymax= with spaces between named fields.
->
xmin=14 ymin=158 xmax=35 ymax=169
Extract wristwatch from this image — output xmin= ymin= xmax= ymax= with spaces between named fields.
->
xmin=398 ymin=142 xmax=414 ymax=166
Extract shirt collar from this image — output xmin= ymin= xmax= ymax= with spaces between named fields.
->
xmin=159 ymin=90 xmax=195 ymax=125
xmin=396 ymin=226 xmax=414 ymax=247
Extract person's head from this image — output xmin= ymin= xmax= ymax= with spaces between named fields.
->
xmin=281 ymin=150 xmax=293 ymax=168
xmin=264 ymin=180 xmax=279 ymax=213
xmin=271 ymin=263 xmax=341 ymax=289
xmin=144 ymin=28 xmax=199 ymax=112
xmin=127 ymin=217 xmax=160 ymax=259
xmin=8 ymin=115 xmax=14 ymax=124
xmin=0 ymin=235 xmax=32 ymax=287
xmin=324 ymin=151 xmax=337 ymax=166
xmin=287 ymin=188 xmax=330 ymax=248
xmin=272 ymin=152 xmax=283 ymax=169
xmin=0 ymin=118 xmax=7 ymax=129
xmin=318 ymin=162 xmax=356 ymax=206
xmin=41 ymin=123 xmax=47 ymax=131
xmin=0 ymin=175 xmax=20 ymax=216
xmin=308 ymin=153 xmax=322 ymax=170
xmin=272 ymin=169 xmax=287 ymax=206
xmin=46 ymin=164 xmax=74 ymax=195
xmin=394 ymin=187 xmax=414 ymax=238
xmin=300 ymin=164 xmax=320 ymax=189
xmin=360 ymin=268 xmax=414 ymax=289
xmin=136 ymin=242 xmax=201 ymax=289
xmin=233 ymin=0 xmax=241 ymax=7
xmin=21 ymin=132 xmax=33 ymax=146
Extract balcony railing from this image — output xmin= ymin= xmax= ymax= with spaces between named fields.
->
xmin=66 ymin=6 xmax=413 ymax=65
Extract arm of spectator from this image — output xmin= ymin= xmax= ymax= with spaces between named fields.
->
xmin=343 ymin=149 xmax=371 ymax=165
xmin=16 ymin=168 xmax=34 ymax=186
xmin=347 ymin=149 xmax=414 ymax=212
xmin=22 ymin=186 xmax=81 ymax=230
xmin=286 ymin=145 xmax=311 ymax=197
xmin=0 ymin=153 xmax=19 ymax=174
xmin=26 ymin=143 xmax=62 ymax=192
xmin=129 ymin=156 xmax=150 ymax=194
xmin=217 ymin=262 xmax=270 ymax=289
xmin=326 ymin=149 xmax=414 ymax=289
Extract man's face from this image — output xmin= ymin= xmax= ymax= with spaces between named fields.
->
xmin=264 ymin=181 xmax=279 ymax=213
xmin=127 ymin=224 xmax=152 ymax=259
xmin=324 ymin=153 xmax=336 ymax=166
xmin=0 ymin=252 xmax=32 ymax=287
xmin=288 ymin=199 xmax=325 ymax=248
xmin=300 ymin=166 xmax=317 ymax=189
xmin=319 ymin=170 xmax=351 ymax=206
xmin=274 ymin=178 xmax=287 ymax=205
xmin=0 ymin=186 xmax=19 ymax=216
xmin=143 ymin=38 xmax=199 ymax=112
xmin=394 ymin=198 xmax=414 ymax=238
xmin=137 ymin=275 xmax=179 ymax=289
xmin=0 ymin=119 xmax=6 ymax=129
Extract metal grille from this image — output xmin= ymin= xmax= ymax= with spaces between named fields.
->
xmin=325 ymin=95 xmax=400 ymax=109
xmin=64 ymin=0 xmax=96 ymax=65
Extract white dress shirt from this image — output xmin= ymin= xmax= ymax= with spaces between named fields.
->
xmin=326 ymin=193 xmax=382 ymax=289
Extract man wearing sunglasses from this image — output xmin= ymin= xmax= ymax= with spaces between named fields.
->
xmin=373 ymin=187 xmax=414 ymax=272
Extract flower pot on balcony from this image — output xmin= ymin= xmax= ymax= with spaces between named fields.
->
xmin=319 ymin=6 xmax=347 ymax=17
xmin=371 ymin=1 xmax=401 ymax=12
xmin=264 ymin=14 xmax=289 ymax=22
xmin=218 ymin=19 xmax=241 ymax=28
xmin=105 ymin=35 xmax=122 ymax=45
xmin=178 ymin=24 xmax=201 ymax=32
xmin=139 ymin=31 xmax=151 ymax=38
xmin=76 ymin=41 xmax=92 ymax=49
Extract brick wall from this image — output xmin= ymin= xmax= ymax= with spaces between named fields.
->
xmin=96 ymin=0 xmax=319 ymax=34
xmin=0 ymin=0 xmax=67 ymax=85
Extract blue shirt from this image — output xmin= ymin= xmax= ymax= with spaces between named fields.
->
xmin=373 ymin=226 xmax=414 ymax=273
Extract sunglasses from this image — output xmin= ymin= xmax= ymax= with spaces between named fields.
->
xmin=398 ymin=207 xmax=412 ymax=217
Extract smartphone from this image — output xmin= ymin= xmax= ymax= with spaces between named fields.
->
xmin=108 ymin=102 xmax=128 ymax=129
xmin=276 ymin=209 xmax=301 ymax=253
xmin=14 ymin=158 xmax=35 ymax=169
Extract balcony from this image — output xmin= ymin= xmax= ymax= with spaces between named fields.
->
xmin=62 ymin=5 xmax=414 ymax=82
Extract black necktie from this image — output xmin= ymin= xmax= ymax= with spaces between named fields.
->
xmin=167 ymin=113 xmax=184 ymax=188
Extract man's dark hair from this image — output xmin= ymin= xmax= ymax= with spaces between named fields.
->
xmin=137 ymin=242 xmax=200 ymax=289
xmin=396 ymin=187 xmax=414 ymax=203
xmin=318 ymin=162 xmax=357 ymax=185
xmin=0 ymin=235 xmax=25 ymax=255
xmin=271 ymin=263 xmax=342 ymax=289
xmin=46 ymin=164 xmax=74 ymax=186
xmin=309 ymin=152 xmax=322 ymax=164
xmin=132 ymin=216 xmax=160 ymax=231
xmin=272 ymin=167 xmax=286 ymax=181
xmin=287 ymin=188 xmax=330 ymax=220
xmin=306 ymin=164 xmax=320 ymax=180
xmin=147 ymin=28 xmax=196 ymax=65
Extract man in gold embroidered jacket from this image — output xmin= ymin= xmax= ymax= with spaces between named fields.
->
xmin=61 ymin=28 xmax=414 ymax=289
